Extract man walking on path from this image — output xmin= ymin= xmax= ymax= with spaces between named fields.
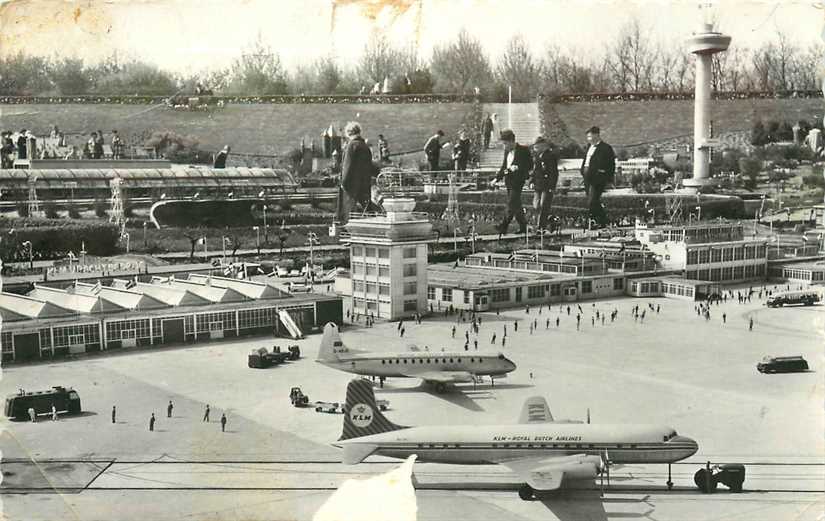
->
xmin=482 ymin=113 xmax=493 ymax=149
xmin=424 ymin=130 xmax=445 ymax=173
xmin=496 ymin=129 xmax=532 ymax=235
xmin=149 ymin=413 xmax=155 ymax=432
xmin=221 ymin=413 xmax=227 ymax=432
xmin=112 ymin=405 xmax=116 ymax=424
xmin=167 ymin=401 xmax=174 ymax=418
xmin=579 ymin=126 xmax=615 ymax=229
xmin=203 ymin=404 xmax=211 ymax=422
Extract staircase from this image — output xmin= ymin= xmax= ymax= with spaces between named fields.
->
xmin=478 ymin=102 xmax=542 ymax=170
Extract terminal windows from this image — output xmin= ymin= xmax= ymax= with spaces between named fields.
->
xmin=351 ymin=245 xmax=363 ymax=258
xmin=379 ymin=284 xmax=390 ymax=296
xmin=491 ymin=288 xmax=509 ymax=303
xmin=733 ymin=247 xmax=744 ymax=261
xmin=745 ymin=265 xmax=755 ymax=277
xmin=581 ymin=281 xmax=593 ymax=294
xmin=403 ymin=300 xmax=418 ymax=311
xmin=613 ymin=278 xmax=624 ymax=290
xmin=353 ymin=281 xmax=365 ymax=293
xmin=711 ymin=268 xmax=721 ymax=281
xmin=733 ymin=266 xmax=744 ymax=279
xmin=365 ymin=247 xmax=377 ymax=258
xmin=366 ymin=282 xmax=377 ymax=294
xmin=404 ymin=282 xmax=417 ymax=295
xmin=527 ymin=285 xmax=545 ymax=299
xmin=366 ymin=265 xmax=377 ymax=276
xmin=378 ymin=248 xmax=390 ymax=259
xmin=698 ymin=250 xmax=710 ymax=264
xmin=378 ymin=266 xmax=390 ymax=277
xmin=427 ymin=286 xmax=436 ymax=300
xmin=722 ymin=267 xmax=733 ymax=280
xmin=403 ymin=247 xmax=416 ymax=259
xmin=403 ymin=264 xmax=417 ymax=277
xmin=711 ymin=249 xmax=722 ymax=263
xmin=351 ymin=263 xmax=364 ymax=275
xmin=687 ymin=251 xmax=698 ymax=265
xmin=463 ymin=291 xmax=470 ymax=304
xmin=550 ymin=284 xmax=560 ymax=296
xmin=442 ymin=288 xmax=453 ymax=302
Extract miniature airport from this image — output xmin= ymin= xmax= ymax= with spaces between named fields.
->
xmin=2 ymin=11 xmax=825 ymax=521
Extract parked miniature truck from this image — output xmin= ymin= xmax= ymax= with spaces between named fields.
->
xmin=757 ymin=355 xmax=809 ymax=374
xmin=287 ymin=345 xmax=301 ymax=360
xmin=248 ymin=347 xmax=290 ymax=368
xmin=766 ymin=290 xmax=821 ymax=308
xmin=5 ymin=386 xmax=81 ymax=420
xmin=290 ymin=387 xmax=309 ymax=407
xmin=270 ymin=346 xmax=292 ymax=363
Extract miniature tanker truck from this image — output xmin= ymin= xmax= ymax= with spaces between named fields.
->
xmin=5 ymin=386 xmax=81 ymax=420
xmin=694 ymin=463 xmax=746 ymax=493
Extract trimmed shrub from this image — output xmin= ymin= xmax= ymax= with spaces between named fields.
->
xmin=43 ymin=202 xmax=59 ymax=219
xmin=0 ymin=220 xmax=120 ymax=260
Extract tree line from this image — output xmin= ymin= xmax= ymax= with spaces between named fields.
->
xmin=0 ymin=20 xmax=820 ymax=100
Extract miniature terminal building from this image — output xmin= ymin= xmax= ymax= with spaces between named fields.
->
xmin=0 ymin=275 xmax=342 ymax=363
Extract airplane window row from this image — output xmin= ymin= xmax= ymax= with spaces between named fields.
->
xmin=380 ymin=358 xmax=484 ymax=365
xmin=415 ymin=443 xmax=639 ymax=449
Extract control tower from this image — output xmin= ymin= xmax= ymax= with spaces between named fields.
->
xmin=682 ymin=11 xmax=731 ymax=191
xmin=343 ymin=198 xmax=436 ymax=320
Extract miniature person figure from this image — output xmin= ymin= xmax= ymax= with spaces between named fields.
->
xmin=149 ymin=413 xmax=155 ymax=431
xmin=203 ymin=404 xmax=211 ymax=422
xmin=167 ymin=400 xmax=174 ymax=418
xmin=220 ymin=413 xmax=227 ymax=432
xmin=112 ymin=405 xmax=117 ymax=423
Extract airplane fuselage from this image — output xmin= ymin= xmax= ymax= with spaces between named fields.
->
xmin=319 ymin=351 xmax=515 ymax=378
xmin=338 ymin=424 xmax=699 ymax=466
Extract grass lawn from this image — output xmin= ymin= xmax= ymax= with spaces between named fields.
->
xmin=2 ymin=102 xmax=476 ymax=158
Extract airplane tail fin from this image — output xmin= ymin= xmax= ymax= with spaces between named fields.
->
xmin=339 ymin=379 xmax=407 ymax=441
xmin=316 ymin=322 xmax=346 ymax=362
xmin=518 ymin=396 xmax=554 ymax=424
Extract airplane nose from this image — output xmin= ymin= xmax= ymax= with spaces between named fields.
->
xmin=671 ymin=436 xmax=699 ymax=457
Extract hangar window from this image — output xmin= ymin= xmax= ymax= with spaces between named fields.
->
xmin=457 ymin=358 xmax=461 ymax=363
xmin=381 ymin=360 xmax=385 ymax=364
xmin=403 ymin=359 xmax=407 ymax=364
xmin=449 ymin=358 xmax=453 ymax=363
xmin=426 ymin=359 xmax=431 ymax=363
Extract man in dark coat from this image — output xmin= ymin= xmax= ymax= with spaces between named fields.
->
xmin=482 ymin=114 xmax=494 ymax=149
xmin=337 ymin=122 xmax=378 ymax=225
xmin=580 ymin=126 xmax=615 ymax=229
xmin=530 ymin=136 xmax=559 ymax=231
xmin=16 ymin=130 xmax=27 ymax=160
xmin=496 ymin=129 xmax=533 ymax=235
xmin=452 ymin=130 xmax=471 ymax=171
xmin=423 ymin=130 xmax=444 ymax=172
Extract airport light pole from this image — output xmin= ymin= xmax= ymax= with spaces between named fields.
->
xmin=22 ymin=240 xmax=32 ymax=269
xmin=253 ymin=226 xmax=260 ymax=254
xmin=143 ymin=221 xmax=148 ymax=246
xmin=306 ymin=232 xmax=319 ymax=281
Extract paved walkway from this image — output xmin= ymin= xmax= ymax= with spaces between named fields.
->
xmin=479 ymin=103 xmax=542 ymax=169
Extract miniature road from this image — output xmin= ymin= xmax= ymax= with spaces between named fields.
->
xmin=2 ymin=286 xmax=823 ymax=520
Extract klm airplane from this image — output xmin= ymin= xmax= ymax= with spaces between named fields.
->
xmin=316 ymin=323 xmax=516 ymax=393
xmin=334 ymin=379 xmax=699 ymax=500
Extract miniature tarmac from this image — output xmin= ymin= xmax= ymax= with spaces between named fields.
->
xmin=1 ymin=287 xmax=823 ymax=520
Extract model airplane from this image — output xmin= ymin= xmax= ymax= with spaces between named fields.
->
xmin=334 ymin=379 xmax=699 ymax=499
xmin=316 ymin=323 xmax=516 ymax=392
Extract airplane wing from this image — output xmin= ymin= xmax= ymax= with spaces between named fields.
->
xmin=400 ymin=370 xmax=475 ymax=384
xmin=498 ymin=454 xmax=602 ymax=492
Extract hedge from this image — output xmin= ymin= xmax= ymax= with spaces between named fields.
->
xmin=0 ymin=94 xmax=481 ymax=105
xmin=0 ymin=220 xmax=121 ymax=261
xmin=541 ymin=90 xmax=823 ymax=104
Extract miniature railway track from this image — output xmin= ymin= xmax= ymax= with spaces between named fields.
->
xmin=2 ymin=459 xmax=822 ymax=494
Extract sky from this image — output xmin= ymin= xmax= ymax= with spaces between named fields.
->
xmin=0 ymin=0 xmax=822 ymax=74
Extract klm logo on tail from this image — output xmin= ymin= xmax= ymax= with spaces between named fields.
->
xmin=350 ymin=403 xmax=373 ymax=428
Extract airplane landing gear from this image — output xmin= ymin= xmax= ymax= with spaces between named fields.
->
xmin=518 ymin=484 xmax=534 ymax=500
xmin=435 ymin=382 xmax=447 ymax=393
xmin=666 ymin=463 xmax=673 ymax=490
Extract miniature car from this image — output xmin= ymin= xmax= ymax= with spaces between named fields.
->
xmin=314 ymin=401 xmax=344 ymax=414
xmin=290 ymin=387 xmax=309 ymax=407
xmin=694 ymin=464 xmax=745 ymax=493
xmin=375 ymin=399 xmax=390 ymax=411
xmin=757 ymin=355 xmax=809 ymax=374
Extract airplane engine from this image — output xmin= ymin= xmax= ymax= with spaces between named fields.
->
xmin=565 ymin=455 xmax=604 ymax=480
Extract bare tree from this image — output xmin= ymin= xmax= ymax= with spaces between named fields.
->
xmin=496 ymin=34 xmax=541 ymax=101
xmin=605 ymin=18 xmax=656 ymax=92
xmin=430 ymin=29 xmax=493 ymax=94
xmin=357 ymin=34 xmax=408 ymax=86
xmin=227 ymin=36 xmax=289 ymax=95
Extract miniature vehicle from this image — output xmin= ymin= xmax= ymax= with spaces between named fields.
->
xmin=286 ymin=345 xmax=301 ymax=360
xmin=288 ymin=269 xmax=301 ymax=277
xmin=276 ymin=266 xmax=289 ymax=277
xmin=766 ymin=290 xmax=821 ymax=308
xmin=5 ymin=386 xmax=81 ymax=420
xmin=290 ymin=387 xmax=310 ymax=407
xmin=375 ymin=399 xmax=390 ymax=411
xmin=757 ymin=355 xmax=809 ymax=374
xmin=248 ymin=347 xmax=291 ymax=368
xmin=288 ymin=281 xmax=312 ymax=293
xmin=694 ymin=464 xmax=745 ymax=493
xmin=314 ymin=401 xmax=344 ymax=414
